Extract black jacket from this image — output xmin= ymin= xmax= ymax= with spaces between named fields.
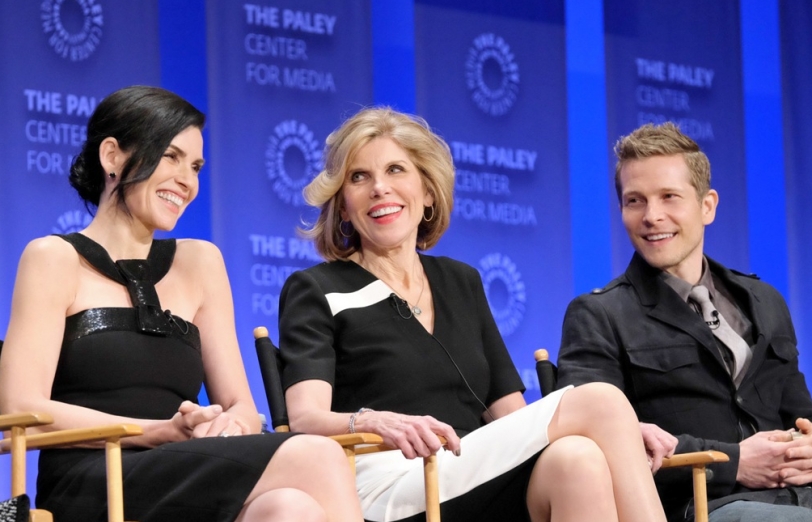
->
xmin=557 ymin=253 xmax=812 ymax=521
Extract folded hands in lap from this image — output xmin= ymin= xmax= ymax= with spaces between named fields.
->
xmin=170 ymin=400 xmax=250 ymax=441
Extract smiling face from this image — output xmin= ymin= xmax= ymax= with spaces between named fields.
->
xmin=340 ymin=137 xmax=433 ymax=256
xmin=620 ymin=154 xmax=718 ymax=284
xmin=124 ymin=125 xmax=204 ymax=232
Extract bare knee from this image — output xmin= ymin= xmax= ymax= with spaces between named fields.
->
xmin=237 ymin=488 xmax=327 ymax=522
xmin=536 ymin=435 xmax=611 ymax=482
xmin=274 ymin=434 xmax=349 ymax=473
xmin=251 ymin=435 xmax=354 ymax=502
xmin=566 ymin=382 xmax=635 ymax=420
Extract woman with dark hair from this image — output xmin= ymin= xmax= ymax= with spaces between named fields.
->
xmin=0 ymin=86 xmax=363 ymax=522
xmin=279 ymin=107 xmax=668 ymax=522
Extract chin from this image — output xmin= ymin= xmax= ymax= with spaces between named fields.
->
xmin=636 ymin=249 xmax=672 ymax=270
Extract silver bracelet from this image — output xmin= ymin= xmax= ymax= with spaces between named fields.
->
xmin=349 ymin=407 xmax=373 ymax=434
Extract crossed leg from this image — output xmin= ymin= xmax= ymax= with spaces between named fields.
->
xmin=236 ymin=435 xmax=364 ymax=522
xmin=528 ymin=382 xmax=666 ymax=522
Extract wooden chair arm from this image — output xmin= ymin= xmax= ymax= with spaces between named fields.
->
xmin=0 ymin=412 xmax=53 ymax=431
xmin=333 ymin=432 xmax=445 ymax=522
xmin=660 ymin=450 xmax=729 ymax=468
xmin=0 ymin=424 xmax=143 ymax=453
xmin=331 ymin=433 xmax=448 ymax=454
xmin=331 ymin=433 xmax=386 ymax=446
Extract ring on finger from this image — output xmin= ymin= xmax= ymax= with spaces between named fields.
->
xmin=218 ymin=430 xmax=230 ymax=438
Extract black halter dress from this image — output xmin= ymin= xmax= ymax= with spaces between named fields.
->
xmin=36 ymin=233 xmax=296 ymax=522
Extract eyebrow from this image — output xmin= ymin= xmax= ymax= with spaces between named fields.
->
xmin=167 ymin=144 xmax=205 ymax=166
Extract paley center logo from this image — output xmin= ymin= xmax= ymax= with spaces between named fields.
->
xmin=479 ymin=252 xmax=526 ymax=336
xmin=52 ymin=209 xmax=92 ymax=235
xmin=41 ymin=0 xmax=104 ymax=62
xmin=266 ymin=120 xmax=322 ymax=206
xmin=465 ymin=33 xmax=520 ymax=117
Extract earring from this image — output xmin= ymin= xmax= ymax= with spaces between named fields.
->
xmin=108 ymin=172 xmax=117 ymax=179
xmin=423 ymin=205 xmax=435 ymax=222
xmin=339 ymin=220 xmax=354 ymax=238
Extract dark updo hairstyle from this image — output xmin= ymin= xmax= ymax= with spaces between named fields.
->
xmin=69 ymin=85 xmax=205 ymax=211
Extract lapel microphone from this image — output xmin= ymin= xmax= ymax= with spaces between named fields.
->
xmin=707 ymin=310 xmax=720 ymax=330
xmin=390 ymin=293 xmax=413 ymax=320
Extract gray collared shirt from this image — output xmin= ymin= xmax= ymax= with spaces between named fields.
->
xmin=661 ymin=257 xmax=754 ymax=373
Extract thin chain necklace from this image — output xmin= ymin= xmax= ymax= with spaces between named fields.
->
xmin=361 ymin=253 xmax=425 ymax=315
xmin=409 ymin=268 xmax=426 ymax=315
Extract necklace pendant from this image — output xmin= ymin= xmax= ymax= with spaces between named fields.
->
xmin=412 ymin=306 xmax=422 ymax=316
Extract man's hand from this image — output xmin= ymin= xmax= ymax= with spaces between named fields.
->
xmin=774 ymin=418 xmax=812 ymax=487
xmin=737 ymin=430 xmax=795 ymax=488
xmin=640 ymin=422 xmax=677 ymax=473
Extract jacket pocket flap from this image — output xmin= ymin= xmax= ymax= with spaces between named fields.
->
xmin=768 ymin=337 xmax=798 ymax=362
xmin=627 ymin=344 xmax=699 ymax=372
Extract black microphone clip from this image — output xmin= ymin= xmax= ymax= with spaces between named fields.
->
xmin=706 ymin=310 xmax=721 ymax=330
xmin=390 ymin=293 xmax=413 ymax=319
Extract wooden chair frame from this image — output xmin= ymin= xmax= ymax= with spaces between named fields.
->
xmin=535 ymin=349 xmax=728 ymax=522
xmin=0 ymin=412 xmax=142 ymax=522
xmin=254 ymin=327 xmax=442 ymax=522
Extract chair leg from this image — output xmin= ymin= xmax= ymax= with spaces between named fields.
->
xmin=423 ymin=454 xmax=440 ymax=522
xmin=105 ymin=438 xmax=124 ymax=522
xmin=10 ymin=426 xmax=26 ymax=498
xmin=344 ymin=446 xmax=357 ymax=475
xmin=692 ymin=465 xmax=709 ymax=522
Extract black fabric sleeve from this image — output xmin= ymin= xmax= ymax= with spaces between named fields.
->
xmin=767 ymin=287 xmax=812 ymax=426
xmin=467 ymin=264 xmax=525 ymax=405
xmin=278 ymin=269 xmax=336 ymax=389
xmin=557 ymin=295 xmax=628 ymax=389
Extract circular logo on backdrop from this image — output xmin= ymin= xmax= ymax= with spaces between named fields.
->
xmin=266 ymin=120 xmax=322 ymax=207
xmin=478 ymin=253 xmax=526 ymax=337
xmin=41 ymin=0 xmax=104 ymax=62
xmin=52 ymin=209 xmax=92 ymax=235
xmin=465 ymin=33 xmax=520 ymax=117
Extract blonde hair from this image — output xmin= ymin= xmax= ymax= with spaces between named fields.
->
xmin=302 ymin=107 xmax=455 ymax=260
xmin=614 ymin=122 xmax=711 ymax=200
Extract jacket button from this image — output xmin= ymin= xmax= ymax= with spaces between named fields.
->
xmin=706 ymin=469 xmax=714 ymax=481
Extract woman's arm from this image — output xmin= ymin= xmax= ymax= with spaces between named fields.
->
xmin=0 ymin=237 xmax=214 ymax=448
xmin=286 ymin=379 xmax=460 ymax=459
xmin=183 ymin=240 xmax=261 ymax=436
xmin=486 ymin=392 xmax=526 ymax=421
xmin=280 ymin=269 xmax=460 ymax=458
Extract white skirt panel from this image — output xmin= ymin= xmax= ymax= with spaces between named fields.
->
xmin=356 ymin=386 xmax=571 ymax=522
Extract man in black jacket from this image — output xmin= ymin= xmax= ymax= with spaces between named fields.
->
xmin=557 ymin=122 xmax=812 ymax=522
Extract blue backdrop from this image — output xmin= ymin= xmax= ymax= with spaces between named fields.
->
xmin=0 ymin=0 xmax=809 ymax=502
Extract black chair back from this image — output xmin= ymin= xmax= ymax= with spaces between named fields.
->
xmin=534 ymin=349 xmax=558 ymax=397
xmin=253 ymin=328 xmax=289 ymax=431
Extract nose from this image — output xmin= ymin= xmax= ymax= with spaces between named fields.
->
xmin=370 ymin=172 xmax=390 ymax=197
xmin=173 ymin=166 xmax=199 ymax=199
xmin=642 ymin=201 xmax=664 ymax=224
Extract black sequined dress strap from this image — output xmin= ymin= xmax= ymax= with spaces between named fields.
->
xmin=56 ymin=233 xmax=179 ymax=337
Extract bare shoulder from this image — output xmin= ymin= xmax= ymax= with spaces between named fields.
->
xmin=19 ymin=235 xmax=80 ymax=273
xmin=174 ymin=239 xmax=225 ymax=265
xmin=13 ymin=236 xmax=80 ymax=308
xmin=173 ymin=239 xmax=228 ymax=282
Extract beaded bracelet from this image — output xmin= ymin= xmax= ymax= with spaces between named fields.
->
xmin=349 ymin=407 xmax=373 ymax=434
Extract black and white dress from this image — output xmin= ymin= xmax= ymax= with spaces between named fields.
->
xmin=279 ymin=255 xmax=569 ymax=522
xmin=37 ymin=233 xmax=297 ymax=522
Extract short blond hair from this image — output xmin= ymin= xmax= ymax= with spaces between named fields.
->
xmin=614 ymin=122 xmax=710 ymax=200
xmin=302 ymin=107 xmax=455 ymax=260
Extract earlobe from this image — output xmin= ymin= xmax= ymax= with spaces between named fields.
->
xmin=424 ymin=189 xmax=435 ymax=208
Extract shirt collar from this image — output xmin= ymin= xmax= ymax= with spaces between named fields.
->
xmin=660 ymin=257 xmax=717 ymax=303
